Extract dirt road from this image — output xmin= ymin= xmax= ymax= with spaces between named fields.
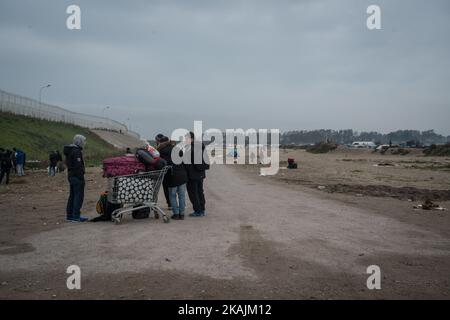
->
xmin=1 ymin=165 xmax=449 ymax=299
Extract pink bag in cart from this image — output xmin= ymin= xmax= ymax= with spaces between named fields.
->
xmin=102 ymin=155 xmax=146 ymax=178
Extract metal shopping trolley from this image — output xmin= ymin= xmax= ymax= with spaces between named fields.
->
xmin=107 ymin=167 xmax=170 ymax=224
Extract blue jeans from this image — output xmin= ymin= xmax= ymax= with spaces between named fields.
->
xmin=16 ymin=164 xmax=24 ymax=176
xmin=67 ymin=176 xmax=85 ymax=219
xmin=168 ymin=184 xmax=186 ymax=215
xmin=49 ymin=166 xmax=56 ymax=177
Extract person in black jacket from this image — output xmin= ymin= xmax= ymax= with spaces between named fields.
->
xmin=157 ymin=136 xmax=188 ymax=220
xmin=49 ymin=151 xmax=58 ymax=177
xmin=155 ymin=134 xmax=172 ymax=210
xmin=184 ymin=132 xmax=209 ymax=217
xmin=55 ymin=150 xmax=63 ymax=173
xmin=0 ymin=149 xmax=13 ymax=185
xmin=63 ymin=135 xmax=88 ymax=222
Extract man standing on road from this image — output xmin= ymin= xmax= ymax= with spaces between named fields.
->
xmin=64 ymin=135 xmax=88 ymax=222
xmin=184 ymin=132 xmax=209 ymax=217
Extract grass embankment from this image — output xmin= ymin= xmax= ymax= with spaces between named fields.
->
xmin=0 ymin=112 xmax=121 ymax=167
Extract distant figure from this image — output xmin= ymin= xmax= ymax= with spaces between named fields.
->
xmin=11 ymin=150 xmax=17 ymax=173
xmin=55 ymin=150 xmax=63 ymax=172
xmin=64 ymin=135 xmax=88 ymax=222
xmin=0 ymin=149 xmax=13 ymax=185
xmin=55 ymin=150 xmax=64 ymax=173
xmin=259 ymin=148 xmax=266 ymax=165
xmin=250 ymin=151 xmax=256 ymax=164
xmin=49 ymin=151 xmax=58 ymax=177
xmin=287 ymin=158 xmax=298 ymax=169
xmin=125 ymin=147 xmax=133 ymax=156
xmin=13 ymin=148 xmax=26 ymax=177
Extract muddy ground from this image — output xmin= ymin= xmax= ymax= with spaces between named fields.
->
xmin=241 ymin=147 xmax=450 ymax=201
xmin=0 ymin=155 xmax=449 ymax=300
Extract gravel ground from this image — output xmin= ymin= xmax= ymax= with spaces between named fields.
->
xmin=0 ymin=164 xmax=449 ymax=299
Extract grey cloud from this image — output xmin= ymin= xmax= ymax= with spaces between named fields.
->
xmin=1 ymin=0 xmax=449 ymax=138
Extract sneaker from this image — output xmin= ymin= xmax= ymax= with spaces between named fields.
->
xmin=66 ymin=216 xmax=75 ymax=222
xmin=179 ymin=214 xmax=185 ymax=220
xmin=171 ymin=214 xmax=180 ymax=220
xmin=189 ymin=211 xmax=204 ymax=217
xmin=72 ymin=216 xmax=88 ymax=222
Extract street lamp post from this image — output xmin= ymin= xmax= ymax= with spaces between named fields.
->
xmin=126 ymin=117 xmax=131 ymax=131
xmin=39 ymin=84 xmax=51 ymax=104
xmin=102 ymin=106 xmax=110 ymax=118
xmin=38 ymin=84 xmax=51 ymax=119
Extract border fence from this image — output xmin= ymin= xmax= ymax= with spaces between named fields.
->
xmin=0 ymin=89 xmax=140 ymax=139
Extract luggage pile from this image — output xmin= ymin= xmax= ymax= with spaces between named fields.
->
xmin=102 ymin=144 xmax=167 ymax=178
xmin=95 ymin=145 xmax=169 ymax=223
xmin=102 ymin=155 xmax=146 ymax=178
xmin=287 ymin=158 xmax=298 ymax=169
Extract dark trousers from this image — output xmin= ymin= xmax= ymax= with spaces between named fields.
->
xmin=187 ymin=179 xmax=205 ymax=213
xmin=67 ymin=176 xmax=85 ymax=218
xmin=163 ymin=179 xmax=171 ymax=207
xmin=0 ymin=168 xmax=10 ymax=184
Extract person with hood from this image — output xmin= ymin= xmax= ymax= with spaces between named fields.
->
xmin=13 ymin=148 xmax=26 ymax=176
xmin=10 ymin=150 xmax=17 ymax=173
xmin=184 ymin=132 xmax=209 ymax=217
xmin=64 ymin=135 xmax=88 ymax=222
xmin=155 ymin=134 xmax=172 ymax=210
xmin=0 ymin=148 xmax=5 ymax=183
xmin=157 ymin=135 xmax=188 ymax=220
xmin=49 ymin=151 xmax=58 ymax=177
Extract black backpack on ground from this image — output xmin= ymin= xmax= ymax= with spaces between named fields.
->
xmin=132 ymin=205 xmax=150 ymax=219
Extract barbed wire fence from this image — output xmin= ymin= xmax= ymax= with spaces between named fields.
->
xmin=0 ymin=89 xmax=140 ymax=140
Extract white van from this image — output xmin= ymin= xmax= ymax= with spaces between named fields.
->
xmin=351 ymin=141 xmax=376 ymax=149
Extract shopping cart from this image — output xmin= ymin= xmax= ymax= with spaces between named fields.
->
xmin=107 ymin=167 xmax=170 ymax=224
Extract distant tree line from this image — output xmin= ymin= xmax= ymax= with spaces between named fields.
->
xmin=281 ymin=129 xmax=450 ymax=146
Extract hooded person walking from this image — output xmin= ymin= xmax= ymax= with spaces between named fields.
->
xmin=64 ymin=134 xmax=88 ymax=222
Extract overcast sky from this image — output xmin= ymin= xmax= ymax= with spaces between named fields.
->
xmin=1 ymin=0 xmax=449 ymax=139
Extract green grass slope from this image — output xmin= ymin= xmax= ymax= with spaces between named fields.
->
xmin=0 ymin=112 xmax=121 ymax=166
